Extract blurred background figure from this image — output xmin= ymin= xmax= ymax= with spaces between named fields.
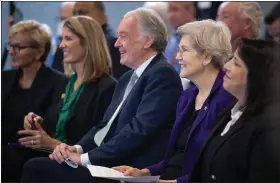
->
xmin=143 ymin=2 xmax=172 ymax=38
xmin=2 ymin=20 xmax=68 ymax=182
xmin=73 ymin=1 xmax=130 ymax=79
xmin=51 ymin=2 xmax=75 ymax=72
xmin=196 ymin=1 xmax=223 ymax=20
xmin=265 ymin=2 xmax=280 ymax=43
xmin=165 ymin=2 xmax=196 ymax=74
xmin=217 ymin=2 xmax=264 ymax=51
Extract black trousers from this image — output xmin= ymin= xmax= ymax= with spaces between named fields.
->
xmin=21 ymin=157 xmax=120 ymax=183
xmin=2 ymin=146 xmax=48 ymax=182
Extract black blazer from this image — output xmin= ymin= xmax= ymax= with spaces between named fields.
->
xmin=190 ymin=105 xmax=280 ymax=182
xmin=44 ymin=75 xmax=116 ymax=145
xmin=78 ymin=53 xmax=183 ymax=168
xmin=1 ymin=65 xmax=68 ymax=145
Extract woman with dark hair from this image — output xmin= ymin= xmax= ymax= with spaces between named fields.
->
xmin=189 ymin=38 xmax=280 ymax=182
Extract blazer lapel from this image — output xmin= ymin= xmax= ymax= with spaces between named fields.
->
xmin=165 ymin=88 xmax=197 ymax=158
xmin=187 ymin=71 xmax=225 ymax=140
xmin=117 ymin=54 xmax=164 ymax=114
xmin=66 ymin=81 xmax=98 ymax=124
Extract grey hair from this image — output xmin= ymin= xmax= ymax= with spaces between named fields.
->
xmin=124 ymin=7 xmax=168 ymax=52
xmin=143 ymin=2 xmax=172 ymax=38
xmin=177 ymin=19 xmax=232 ymax=69
xmin=236 ymin=2 xmax=263 ymax=38
xmin=61 ymin=2 xmax=75 ymax=8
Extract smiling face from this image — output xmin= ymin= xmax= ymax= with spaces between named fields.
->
xmin=176 ymin=35 xmax=206 ymax=80
xmin=223 ymin=50 xmax=248 ymax=98
xmin=8 ymin=33 xmax=41 ymax=68
xmin=114 ymin=16 xmax=147 ymax=69
xmin=59 ymin=27 xmax=85 ymax=64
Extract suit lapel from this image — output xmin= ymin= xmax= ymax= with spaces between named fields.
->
xmin=117 ymin=53 xmax=165 ymax=114
xmin=186 ymin=71 xmax=225 ymax=142
xmin=66 ymin=81 xmax=98 ymax=124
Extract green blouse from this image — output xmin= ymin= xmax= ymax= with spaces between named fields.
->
xmin=54 ymin=73 xmax=85 ymax=142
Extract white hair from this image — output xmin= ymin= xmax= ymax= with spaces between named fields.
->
xmin=143 ymin=2 xmax=172 ymax=38
xmin=177 ymin=19 xmax=232 ymax=69
xmin=61 ymin=2 xmax=75 ymax=8
xmin=237 ymin=2 xmax=263 ymax=38
xmin=124 ymin=7 xmax=168 ymax=52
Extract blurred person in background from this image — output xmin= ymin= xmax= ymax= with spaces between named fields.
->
xmin=217 ymin=2 xmax=263 ymax=50
xmin=51 ymin=2 xmax=75 ymax=72
xmin=189 ymin=38 xmax=280 ymax=182
xmin=143 ymin=2 xmax=172 ymax=38
xmin=73 ymin=1 xmax=130 ymax=79
xmin=2 ymin=20 xmax=68 ymax=182
xmin=113 ymin=19 xmax=235 ymax=183
xmin=265 ymin=2 xmax=280 ymax=43
xmin=165 ymin=2 xmax=196 ymax=74
xmin=143 ymin=1 xmax=190 ymax=90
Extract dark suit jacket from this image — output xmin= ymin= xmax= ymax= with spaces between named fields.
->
xmin=52 ymin=24 xmax=130 ymax=79
xmin=1 ymin=65 xmax=68 ymax=145
xmin=44 ymin=75 xmax=116 ymax=145
xmin=189 ymin=104 xmax=280 ymax=182
xmin=77 ymin=53 xmax=183 ymax=168
xmin=147 ymin=71 xmax=236 ymax=183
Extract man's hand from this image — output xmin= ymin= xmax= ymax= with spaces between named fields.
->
xmin=49 ymin=143 xmax=77 ymax=164
xmin=18 ymin=119 xmax=59 ymax=150
xmin=112 ymin=166 xmax=150 ymax=176
xmin=66 ymin=150 xmax=82 ymax=166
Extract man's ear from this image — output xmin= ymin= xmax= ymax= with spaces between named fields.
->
xmin=143 ymin=35 xmax=154 ymax=49
xmin=243 ymin=18 xmax=253 ymax=31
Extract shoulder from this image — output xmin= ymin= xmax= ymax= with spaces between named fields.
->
xmin=97 ymin=75 xmax=117 ymax=90
xmin=2 ymin=69 xmax=17 ymax=78
xmin=144 ymin=59 xmax=180 ymax=81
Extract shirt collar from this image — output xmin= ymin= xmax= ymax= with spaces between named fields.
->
xmin=231 ymin=102 xmax=244 ymax=122
xmin=135 ymin=55 xmax=156 ymax=78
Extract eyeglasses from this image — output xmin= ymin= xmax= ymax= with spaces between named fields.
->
xmin=5 ymin=42 xmax=37 ymax=53
xmin=176 ymin=47 xmax=191 ymax=55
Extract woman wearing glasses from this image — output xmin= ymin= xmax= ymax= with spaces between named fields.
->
xmin=112 ymin=20 xmax=236 ymax=183
xmin=2 ymin=20 xmax=68 ymax=182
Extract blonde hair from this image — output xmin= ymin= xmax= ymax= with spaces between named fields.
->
xmin=63 ymin=16 xmax=112 ymax=82
xmin=177 ymin=19 xmax=232 ymax=69
xmin=8 ymin=20 xmax=52 ymax=62
xmin=237 ymin=2 xmax=263 ymax=38
xmin=124 ymin=7 xmax=168 ymax=52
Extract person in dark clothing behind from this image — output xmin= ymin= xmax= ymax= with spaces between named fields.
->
xmin=51 ymin=2 xmax=75 ymax=72
xmin=1 ymin=20 xmax=68 ymax=182
xmin=73 ymin=2 xmax=130 ymax=79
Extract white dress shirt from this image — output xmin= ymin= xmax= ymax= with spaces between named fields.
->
xmin=221 ymin=102 xmax=244 ymax=136
xmin=75 ymin=55 xmax=157 ymax=166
